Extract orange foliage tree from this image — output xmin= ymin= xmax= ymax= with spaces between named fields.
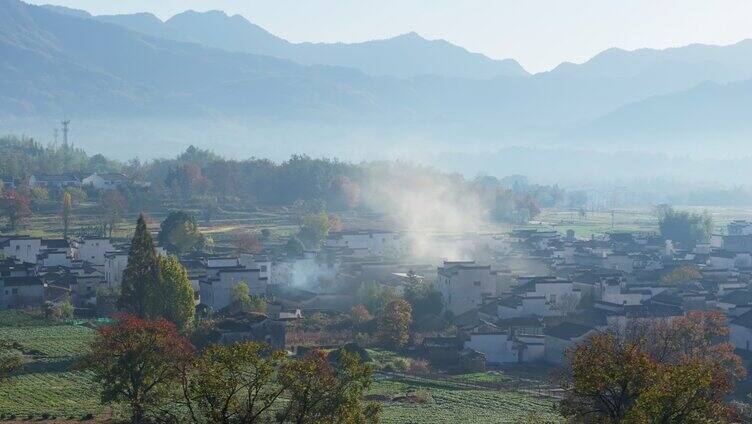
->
xmin=559 ymin=311 xmax=745 ymax=423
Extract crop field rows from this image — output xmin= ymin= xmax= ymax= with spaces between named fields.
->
xmin=371 ymin=374 xmax=563 ymax=423
xmin=0 ymin=311 xmax=106 ymax=419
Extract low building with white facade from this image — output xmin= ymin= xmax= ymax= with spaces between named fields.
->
xmin=104 ymin=251 xmax=129 ymax=287
xmin=325 ymin=230 xmax=406 ymax=257
xmin=1 ymin=236 xmax=42 ymax=264
xmin=76 ymin=237 xmax=116 ymax=267
xmin=730 ymin=310 xmax=752 ymax=352
xmin=513 ymin=276 xmax=581 ymax=315
xmin=199 ymin=260 xmax=267 ymax=311
xmin=82 ymin=173 xmax=127 ymax=190
xmin=438 ymin=261 xmax=499 ymax=315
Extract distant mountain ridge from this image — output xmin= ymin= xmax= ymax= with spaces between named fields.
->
xmin=3 ymin=1 xmax=752 ymax=159
xmin=40 ymin=5 xmax=529 ymax=80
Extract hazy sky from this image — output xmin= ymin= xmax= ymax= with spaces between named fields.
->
xmin=28 ymin=0 xmax=752 ymax=73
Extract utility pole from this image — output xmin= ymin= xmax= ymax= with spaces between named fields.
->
xmin=53 ymin=128 xmax=58 ymax=145
xmin=61 ymin=120 xmax=70 ymax=147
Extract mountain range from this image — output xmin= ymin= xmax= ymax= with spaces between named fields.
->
xmin=2 ymin=0 xmax=752 ymax=161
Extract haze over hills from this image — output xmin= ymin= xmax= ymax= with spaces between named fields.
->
xmin=40 ymin=4 xmax=528 ymax=80
xmin=3 ymin=0 xmax=752 ymax=176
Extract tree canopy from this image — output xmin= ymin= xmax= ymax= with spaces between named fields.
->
xmin=87 ymin=314 xmax=194 ymax=424
xmin=155 ymin=255 xmax=196 ymax=330
xmin=559 ymin=311 xmax=745 ymax=423
xmin=119 ymin=215 xmax=162 ymax=317
xmin=377 ymin=298 xmax=412 ymax=348
xmin=157 ymin=211 xmax=206 ymax=255
xmin=658 ymin=207 xmax=713 ymax=247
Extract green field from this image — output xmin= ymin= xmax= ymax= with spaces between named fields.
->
xmin=532 ymin=206 xmax=752 ymax=239
xmin=365 ymin=349 xmax=562 ymax=423
xmin=0 ymin=316 xmax=562 ymax=422
xmin=371 ymin=376 xmax=562 ymax=423
xmin=0 ymin=311 xmax=105 ymax=420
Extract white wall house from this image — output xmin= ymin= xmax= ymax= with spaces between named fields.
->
xmin=37 ymin=250 xmax=73 ymax=268
xmin=76 ymin=237 xmax=115 ymax=267
xmin=239 ymin=253 xmax=272 ymax=281
xmin=465 ymin=331 xmax=518 ymax=364
xmin=497 ymin=295 xmax=558 ymax=319
xmin=325 ymin=230 xmax=406 ymax=257
xmin=2 ymin=237 xmax=42 ymax=264
xmin=600 ymin=283 xmax=653 ymax=306
xmin=514 ymin=277 xmax=581 ymax=315
xmin=0 ymin=277 xmax=44 ymax=309
xmin=730 ymin=311 xmax=752 ymax=352
xmin=438 ymin=261 xmax=499 ymax=315
xmin=199 ymin=268 xmax=266 ymax=311
xmin=104 ymin=251 xmax=129 ymax=287
xmin=82 ymin=173 xmax=127 ymax=190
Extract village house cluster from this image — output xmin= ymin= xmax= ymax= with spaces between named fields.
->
xmin=1 ymin=172 xmax=148 ymax=191
xmin=3 ymin=222 xmax=752 ymax=367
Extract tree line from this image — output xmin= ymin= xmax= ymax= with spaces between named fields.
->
xmin=0 ymin=136 xmax=583 ymax=231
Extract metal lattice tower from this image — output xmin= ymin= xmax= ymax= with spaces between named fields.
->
xmin=61 ymin=120 xmax=70 ymax=146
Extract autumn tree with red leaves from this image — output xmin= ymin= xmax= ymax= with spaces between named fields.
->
xmin=86 ymin=314 xmax=194 ymax=424
xmin=559 ymin=311 xmax=745 ymax=423
xmin=0 ymin=189 xmax=31 ymax=229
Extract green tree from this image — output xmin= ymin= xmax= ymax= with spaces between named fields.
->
xmin=377 ymin=298 xmax=412 ymax=348
xmin=297 ymin=212 xmax=331 ymax=248
xmin=231 ymin=282 xmax=251 ymax=305
xmin=349 ymin=305 xmax=373 ymax=326
xmin=659 ymin=207 xmax=713 ymax=247
xmin=156 ymin=255 xmax=196 ymax=330
xmin=158 ymin=211 xmax=205 ymax=254
xmin=178 ymin=341 xmax=287 ymax=424
xmin=231 ymin=283 xmax=266 ymax=313
xmin=60 ymin=191 xmax=73 ymax=239
xmin=356 ymin=282 xmax=397 ymax=315
xmin=403 ymin=278 xmax=443 ymax=321
xmin=277 ymin=350 xmax=380 ymax=424
xmin=119 ymin=215 xmax=162 ymax=316
xmin=58 ymin=298 xmax=75 ymax=319
xmin=285 ymin=237 xmax=305 ymax=258
xmin=87 ymin=315 xmax=194 ymax=424
xmin=0 ymin=340 xmax=23 ymax=381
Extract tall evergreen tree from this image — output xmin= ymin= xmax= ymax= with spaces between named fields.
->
xmin=155 ymin=255 xmax=195 ymax=330
xmin=119 ymin=214 xmax=161 ymax=316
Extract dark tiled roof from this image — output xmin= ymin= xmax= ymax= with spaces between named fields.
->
xmin=498 ymin=295 xmax=523 ymax=308
xmin=2 ymin=276 xmax=43 ymax=287
xmin=732 ymin=310 xmax=752 ymax=329
xmin=721 ymin=290 xmax=752 ymax=306
xmin=42 ymin=239 xmax=70 ymax=249
xmin=498 ymin=316 xmax=543 ymax=327
xmin=624 ymin=302 xmax=683 ymax=318
xmin=545 ymin=322 xmax=594 ymax=340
